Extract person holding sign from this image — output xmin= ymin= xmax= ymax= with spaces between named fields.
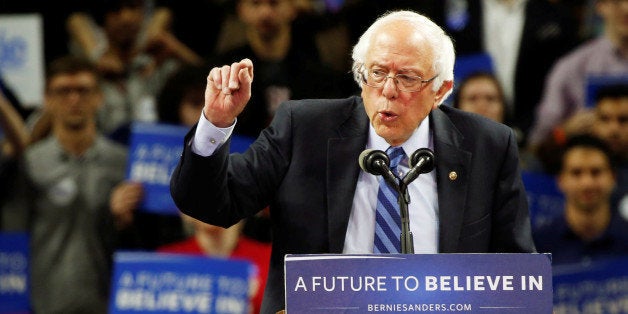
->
xmin=1 ymin=56 xmax=143 ymax=314
xmin=527 ymin=0 xmax=628 ymax=149
xmin=170 ymin=10 xmax=535 ymax=313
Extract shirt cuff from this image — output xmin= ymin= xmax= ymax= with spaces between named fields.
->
xmin=190 ymin=113 xmax=235 ymax=157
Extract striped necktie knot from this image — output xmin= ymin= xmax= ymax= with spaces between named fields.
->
xmin=386 ymin=146 xmax=405 ymax=171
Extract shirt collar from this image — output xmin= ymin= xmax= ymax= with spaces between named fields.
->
xmin=50 ymin=135 xmax=104 ymax=162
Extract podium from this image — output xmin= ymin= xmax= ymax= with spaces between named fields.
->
xmin=284 ymin=253 xmax=553 ymax=313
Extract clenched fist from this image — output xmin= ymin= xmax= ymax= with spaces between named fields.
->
xmin=203 ymin=58 xmax=254 ymax=128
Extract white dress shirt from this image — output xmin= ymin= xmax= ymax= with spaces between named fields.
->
xmin=190 ymin=113 xmax=235 ymax=157
xmin=343 ymin=117 xmax=439 ymax=254
xmin=482 ymin=0 xmax=527 ymax=111
xmin=191 ymin=113 xmax=439 ymax=254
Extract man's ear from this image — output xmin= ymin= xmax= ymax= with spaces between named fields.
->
xmin=433 ymin=80 xmax=453 ymax=109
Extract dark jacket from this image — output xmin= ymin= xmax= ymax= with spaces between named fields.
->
xmin=171 ymin=96 xmax=536 ymax=313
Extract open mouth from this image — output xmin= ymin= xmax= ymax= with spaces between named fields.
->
xmin=378 ymin=110 xmax=398 ymax=122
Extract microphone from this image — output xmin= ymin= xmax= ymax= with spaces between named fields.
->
xmin=358 ymin=149 xmax=399 ymax=191
xmin=358 ymin=149 xmax=389 ymax=175
xmin=401 ymin=148 xmax=435 ymax=186
xmin=360 ymin=148 xmax=434 ymax=255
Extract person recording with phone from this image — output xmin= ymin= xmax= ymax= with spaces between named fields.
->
xmin=170 ymin=10 xmax=535 ymax=313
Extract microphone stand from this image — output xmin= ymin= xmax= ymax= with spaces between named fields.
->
xmin=382 ymin=176 xmax=414 ymax=254
xmin=397 ymin=180 xmax=414 ymax=254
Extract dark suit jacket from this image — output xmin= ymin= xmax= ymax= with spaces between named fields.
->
xmin=170 ymin=96 xmax=536 ymax=313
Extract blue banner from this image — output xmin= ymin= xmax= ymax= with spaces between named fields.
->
xmin=127 ymin=122 xmax=190 ymax=214
xmin=553 ymin=256 xmax=628 ymax=314
xmin=444 ymin=53 xmax=494 ymax=107
xmin=126 ymin=122 xmax=255 ymax=215
xmin=585 ymin=75 xmax=628 ymax=108
xmin=0 ymin=14 xmax=45 ymax=108
xmin=0 ymin=232 xmax=30 ymax=314
xmin=109 ymin=251 xmax=255 ymax=314
xmin=453 ymin=54 xmax=494 ymax=85
xmin=285 ymin=253 xmax=552 ymax=313
xmin=521 ymin=171 xmax=564 ymax=230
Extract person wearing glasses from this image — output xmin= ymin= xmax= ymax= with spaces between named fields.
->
xmin=1 ymin=56 xmax=144 ymax=314
xmin=170 ymin=10 xmax=536 ymax=313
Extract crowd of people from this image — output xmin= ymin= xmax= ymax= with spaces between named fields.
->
xmin=0 ymin=0 xmax=626 ymax=313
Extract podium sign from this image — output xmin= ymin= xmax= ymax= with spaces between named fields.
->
xmin=110 ymin=252 xmax=254 ymax=314
xmin=285 ymin=254 xmax=552 ymax=313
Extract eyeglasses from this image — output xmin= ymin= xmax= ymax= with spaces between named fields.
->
xmin=48 ymin=86 xmax=97 ymax=98
xmin=359 ymin=66 xmax=438 ymax=92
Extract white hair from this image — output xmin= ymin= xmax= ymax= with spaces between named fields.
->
xmin=351 ymin=10 xmax=456 ymax=104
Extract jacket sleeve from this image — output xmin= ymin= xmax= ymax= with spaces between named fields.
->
xmin=170 ymin=105 xmax=294 ymax=227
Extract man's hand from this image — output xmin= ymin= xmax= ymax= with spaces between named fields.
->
xmin=203 ymin=59 xmax=254 ymax=127
xmin=110 ymin=181 xmax=144 ymax=229
xmin=562 ymin=109 xmax=595 ymax=138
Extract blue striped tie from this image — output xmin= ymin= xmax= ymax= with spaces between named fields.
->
xmin=374 ymin=146 xmax=406 ymax=253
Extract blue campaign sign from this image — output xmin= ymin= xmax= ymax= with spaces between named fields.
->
xmin=126 ymin=122 xmax=255 ymax=215
xmin=585 ymin=75 xmax=628 ymax=108
xmin=127 ymin=122 xmax=190 ymax=214
xmin=553 ymin=256 xmax=628 ymax=313
xmin=285 ymin=253 xmax=553 ymax=313
xmin=0 ymin=232 xmax=30 ymax=314
xmin=0 ymin=14 xmax=45 ymax=108
xmin=442 ymin=53 xmax=494 ymax=107
xmin=109 ymin=251 xmax=255 ymax=314
xmin=453 ymin=54 xmax=494 ymax=86
xmin=521 ymin=171 xmax=564 ymax=230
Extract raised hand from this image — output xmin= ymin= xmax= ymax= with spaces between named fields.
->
xmin=203 ymin=59 xmax=254 ymax=128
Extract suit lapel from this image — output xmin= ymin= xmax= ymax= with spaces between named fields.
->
xmin=324 ymin=102 xmax=473 ymax=253
xmin=326 ymin=98 xmax=369 ymax=253
xmin=430 ymin=108 xmax=472 ymax=252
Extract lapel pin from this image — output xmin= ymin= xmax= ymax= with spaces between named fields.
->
xmin=448 ymin=171 xmax=458 ymax=181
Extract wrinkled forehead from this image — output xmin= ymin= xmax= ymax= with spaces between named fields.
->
xmin=365 ymin=22 xmax=435 ymax=72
